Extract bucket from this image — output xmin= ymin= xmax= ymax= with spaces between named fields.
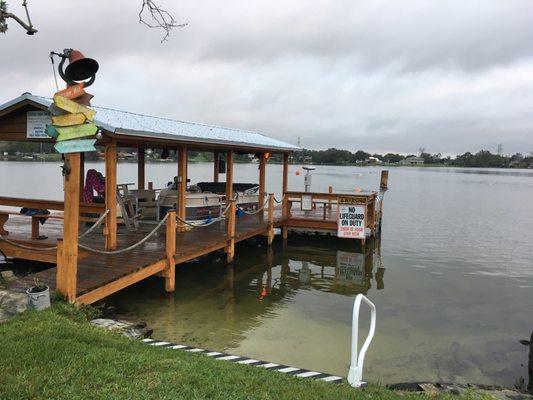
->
xmin=26 ymin=286 xmax=51 ymax=310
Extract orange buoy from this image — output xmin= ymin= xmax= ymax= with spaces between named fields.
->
xmin=295 ymin=170 xmax=301 ymax=176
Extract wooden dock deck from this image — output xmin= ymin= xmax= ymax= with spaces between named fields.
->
xmin=7 ymin=212 xmax=284 ymax=304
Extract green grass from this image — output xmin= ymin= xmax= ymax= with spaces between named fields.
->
xmin=0 ymin=306 xmax=479 ymax=400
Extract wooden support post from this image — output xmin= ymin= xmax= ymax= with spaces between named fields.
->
xmin=225 ymin=150 xmax=234 ymax=202
xmin=164 ymin=210 xmax=176 ymax=292
xmin=79 ymin=152 xmax=85 ymax=202
xmin=225 ymin=150 xmax=235 ymax=263
xmin=258 ymin=153 xmax=266 ymax=211
xmin=105 ymin=144 xmax=117 ymax=250
xmin=282 ymin=195 xmax=289 ymax=240
xmin=328 ymin=186 xmax=333 ymax=210
xmin=380 ymin=170 xmax=389 ymax=190
xmin=282 ymin=153 xmax=289 ymax=194
xmin=138 ymin=147 xmax=145 ymax=190
xmin=267 ymin=193 xmax=274 ymax=245
xmin=226 ymin=200 xmax=236 ymax=263
xmin=56 ymin=152 xmax=80 ymax=302
xmin=31 ymin=216 xmax=39 ymax=239
xmin=177 ymin=147 xmax=188 ymax=231
xmin=213 ymin=152 xmax=220 ymax=183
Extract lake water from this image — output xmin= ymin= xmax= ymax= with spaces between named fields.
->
xmin=1 ymin=161 xmax=533 ymax=387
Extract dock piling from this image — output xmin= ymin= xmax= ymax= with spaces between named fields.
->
xmin=164 ymin=210 xmax=176 ymax=292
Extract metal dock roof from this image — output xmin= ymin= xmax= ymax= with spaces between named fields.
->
xmin=0 ymin=93 xmax=299 ymax=152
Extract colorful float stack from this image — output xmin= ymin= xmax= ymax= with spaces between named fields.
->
xmin=45 ymin=83 xmax=98 ymax=154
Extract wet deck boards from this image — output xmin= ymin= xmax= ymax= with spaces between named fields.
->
xmin=5 ymin=213 xmax=284 ymax=302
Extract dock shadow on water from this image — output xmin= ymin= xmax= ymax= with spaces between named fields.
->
xmin=101 ymin=233 xmax=532 ymax=388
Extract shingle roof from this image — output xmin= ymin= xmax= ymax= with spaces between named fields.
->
xmin=0 ymin=93 xmax=299 ymax=152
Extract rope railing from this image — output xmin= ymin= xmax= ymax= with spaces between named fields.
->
xmin=78 ymin=213 xmax=169 ymax=255
xmin=175 ymin=214 xmax=224 ymax=228
xmin=78 ymin=210 xmax=109 ymax=239
xmin=237 ymin=197 xmax=269 ymax=215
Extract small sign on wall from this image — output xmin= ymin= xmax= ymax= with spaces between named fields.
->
xmin=337 ymin=204 xmax=366 ymax=239
xmin=27 ymin=111 xmax=52 ymax=138
xmin=301 ymin=194 xmax=313 ymax=211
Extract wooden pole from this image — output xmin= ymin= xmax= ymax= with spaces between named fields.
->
xmin=267 ymin=193 xmax=274 ymax=245
xmin=213 ymin=152 xmax=219 ymax=183
xmin=225 ymin=150 xmax=234 ymax=202
xmin=56 ymin=152 xmax=80 ymax=301
xmin=164 ymin=210 xmax=176 ymax=292
xmin=105 ymin=144 xmax=117 ymax=250
xmin=282 ymin=195 xmax=289 ymax=240
xmin=226 ymin=150 xmax=235 ymax=263
xmin=258 ymin=153 xmax=266 ymax=212
xmin=177 ymin=147 xmax=188 ymax=231
xmin=79 ymin=152 xmax=85 ymax=202
xmin=282 ymin=153 xmax=289 ymax=194
xmin=380 ymin=170 xmax=389 ymax=190
xmin=138 ymin=147 xmax=145 ymax=190
xmin=226 ymin=200 xmax=236 ymax=263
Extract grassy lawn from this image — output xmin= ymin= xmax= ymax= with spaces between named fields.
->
xmin=0 ymin=305 xmax=478 ymax=400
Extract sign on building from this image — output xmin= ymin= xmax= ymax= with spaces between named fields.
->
xmin=337 ymin=203 xmax=366 ymax=239
xmin=27 ymin=111 xmax=52 ymax=138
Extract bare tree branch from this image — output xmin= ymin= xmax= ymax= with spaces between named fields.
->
xmin=0 ymin=0 xmax=37 ymax=35
xmin=139 ymin=0 xmax=187 ymax=42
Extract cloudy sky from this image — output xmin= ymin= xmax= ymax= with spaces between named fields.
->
xmin=1 ymin=0 xmax=532 ymax=155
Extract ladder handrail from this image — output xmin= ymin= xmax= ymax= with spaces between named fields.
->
xmin=347 ymin=293 xmax=376 ymax=387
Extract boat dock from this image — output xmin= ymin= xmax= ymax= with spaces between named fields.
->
xmin=0 ymin=93 xmax=388 ymax=304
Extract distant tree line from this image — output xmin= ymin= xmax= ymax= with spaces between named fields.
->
xmin=1 ymin=141 xmax=532 ymax=168
xmin=291 ymin=148 xmax=533 ymax=168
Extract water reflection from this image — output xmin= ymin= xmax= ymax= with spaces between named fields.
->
xmin=106 ymin=237 xmax=385 ymax=368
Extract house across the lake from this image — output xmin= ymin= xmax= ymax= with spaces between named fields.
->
xmin=400 ymin=156 xmax=424 ymax=166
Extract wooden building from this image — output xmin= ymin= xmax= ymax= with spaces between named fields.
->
xmin=0 ymin=93 xmax=387 ymax=304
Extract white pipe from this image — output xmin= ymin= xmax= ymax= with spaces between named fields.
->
xmin=347 ymin=293 xmax=376 ymax=387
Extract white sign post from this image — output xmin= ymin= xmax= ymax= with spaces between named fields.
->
xmin=338 ymin=204 xmax=366 ymax=239
xmin=26 ymin=111 xmax=52 ymax=139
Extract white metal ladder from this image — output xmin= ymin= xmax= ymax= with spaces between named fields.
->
xmin=347 ymin=294 xmax=376 ymax=387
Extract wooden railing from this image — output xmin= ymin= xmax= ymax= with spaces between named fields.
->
xmin=282 ymin=190 xmax=379 ymax=237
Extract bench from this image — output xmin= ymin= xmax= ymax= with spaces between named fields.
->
xmin=0 ymin=210 xmax=101 ymax=239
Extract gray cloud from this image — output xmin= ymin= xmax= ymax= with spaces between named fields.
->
xmin=1 ymin=0 xmax=533 ymax=154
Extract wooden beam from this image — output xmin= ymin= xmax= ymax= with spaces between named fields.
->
xmin=79 ymin=152 xmax=85 ymax=202
xmin=56 ymin=152 xmax=81 ymax=302
xmin=282 ymin=195 xmax=289 ymax=240
xmin=177 ymin=147 xmax=188 ymax=231
xmin=225 ymin=150 xmax=234 ymax=202
xmin=282 ymin=153 xmax=289 ymax=194
xmin=267 ymin=193 xmax=274 ymax=245
xmin=105 ymin=144 xmax=117 ymax=250
xmin=164 ymin=210 xmax=176 ymax=292
xmin=31 ymin=216 xmax=39 ymax=239
xmin=76 ymin=260 xmax=166 ymax=305
xmin=213 ymin=152 xmax=219 ymax=183
xmin=380 ymin=170 xmax=389 ymax=190
xmin=258 ymin=153 xmax=266 ymax=210
xmin=138 ymin=148 xmax=145 ymax=190
xmin=226 ymin=200 xmax=236 ymax=263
